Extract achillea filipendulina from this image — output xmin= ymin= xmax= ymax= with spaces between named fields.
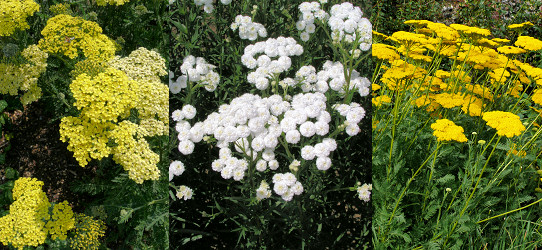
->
xmin=430 ymin=119 xmax=468 ymax=143
xmin=372 ymin=95 xmax=392 ymax=107
xmin=482 ymin=111 xmax=525 ymax=138
xmin=515 ymin=36 xmax=542 ymax=52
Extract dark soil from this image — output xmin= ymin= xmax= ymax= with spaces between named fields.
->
xmin=0 ymin=100 xmax=96 ymax=208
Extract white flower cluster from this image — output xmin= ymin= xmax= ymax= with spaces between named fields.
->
xmin=272 ymin=172 xmax=304 ymax=201
xmin=242 ymin=37 xmax=303 ymax=90
xmin=174 ymin=92 xmax=339 ymax=199
xmin=256 ymin=180 xmax=272 ymax=201
xmin=357 ymin=183 xmax=372 ymax=202
xmin=296 ymin=2 xmax=328 ymax=42
xmin=194 ymin=0 xmax=232 ymax=14
xmin=172 ymin=55 xmax=220 ymax=93
xmin=328 ymin=2 xmax=372 ymax=50
xmin=173 ymin=104 xmax=201 ymax=155
xmin=231 ymin=15 xmax=267 ymax=41
xmin=300 ymin=138 xmax=337 ymax=170
xmin=169 ymin=160 xmax=185 ymax=181
xmin=169 ymin=71 xmax=187 ymax=94
xmin=212 ymin=147 xmax=250 ymax=181
xmin=333 ymin=102 xmax=366 ymax=136
xmin=316 ymin=61 xmax=371 ymax=96
xmin=176 ymin=185 xmax=193 ymax=200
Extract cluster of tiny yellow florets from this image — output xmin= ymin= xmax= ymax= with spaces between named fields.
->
xmin=59 ymin=116 xmax=113 ymax=167
xmin=38 ymin=14 xmax=117 ymax=61
xmin=69 ymin=213 xmax=106 ymax=250
xmin=430 ymin=119 xmax=468 ymax=143
xmin=49 ymin=3 xmax=71 ymax=15
xmin=110 ymin=120 xmax=161 ymax=183
xmin=0 ymin=0 xmax=40 ymax=36
xmin=109 ymin=47 xmax=167 ymax=82
xmin=482 ymin=111 xmax=526 ymax=138
xmin=44 ymin=201 xmax=75 ymax=241
xmin=109 ymin=47 xmax=169 ymax=133
xmin=96 ymin=0 xmax=132 ymax=6
xmin=0 ymin=177 xmax=75 ymax=250
xmin=60 ymin=48 xmax=168 ymax=183
xmin=0 ymin=45 xmax=48 ymax=105
xmin=71 ymin=68 xmax=139 ymax=123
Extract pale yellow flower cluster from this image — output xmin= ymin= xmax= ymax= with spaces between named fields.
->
xmin=0 ymin=45 xmax=48 ymax=105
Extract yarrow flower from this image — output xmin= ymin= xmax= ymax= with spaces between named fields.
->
xmin=272 ymin=173 xmax=304 ymax=201
xmin=0 ymin=44 xmax=48 ymax=105
xmin=256 ymin=180 xmax=272 ymax=200
xmin=296 ymin=2 xmax=328 ymax=42
xmin=242 ymin=37 xmax=303 ymax=90
xmin=176 ymin=185 xmax=194 ymax=200
xmin=430 ymin=119 xmax=468 ymax=143
xmin=69 ymin=213 xmax=106 ymax=250
xmin=482 ymin=111 xmax=525 ymax=138
xmin=0 ymin=0 xmax=40 ymax=37
xmin=0 ymin=177 xmax=76 ymax=249
xmin=231 ymin=15 xmax=267 ymax=41
xmin=178 ymin=55 xmax=220 ymax=91
xmin=357 ymin=183 xmax=372 ymax=202
xmin=60 ymin=49 xmax=169 ymax=184
xmin=38 ymin=14 xmax=117 ymax=61
xmin=169 ymin=161 xmax=186 ymax=181
xmin=193 ymin=0 xmax=232 ymax=14
xmin=328 ymin=2 xmax=372 ymax=50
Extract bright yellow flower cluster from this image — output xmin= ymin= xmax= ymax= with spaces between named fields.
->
xmin=372 ymin=95 xmax=392 ymax=107
xmin=0 ymin=177 xmax=74 ymax=250
xmin=430 ymin=119 xmax=468 ymax=143
xmin=69 ymin=213 xmax=106 ymax=250
xmin=44 ymin=201 xmax=75 ymax=240
xmin=96 ymin=0 xmax=132 ymax=6
xmin=38 ymin=14 xmax=116 ymax=61
xmin=59 ymin=116 xmax=113 ymax=166
xmin=71 ymin=68 xmax=139 ymax=123
xmin=0 ymin=0 xmax=39 ymax=36
xmin=508 ymin=21 xmax=534 ymax=30
xmin=449 ymin=23 xmax=491 ymax=38
xmin=60 ymin=48 xmax=168 ymax=183
xmin=515 ymin=36 xmax=542 ymax=52
xmin=0 ymin=45 xmax=48 ymax=105
xmin=482 ymin=111 xmax=525 ymax=138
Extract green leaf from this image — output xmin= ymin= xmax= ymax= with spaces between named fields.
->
xmin=0 ymin=100 xmax=7 ymax=113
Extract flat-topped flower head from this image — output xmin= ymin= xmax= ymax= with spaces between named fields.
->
xmin=507 ymin=22 xmax=534 ymax=31
xmin=482 ymin=111 xmax=525 ymax=138
xmin=515 ymin=36 xmax=542 ymax=52
xmin=430 ymin=119 xmax=468 ymax=143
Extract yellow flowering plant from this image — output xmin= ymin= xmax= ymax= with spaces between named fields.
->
xmin=0 ymin=0 xmax=40 ymax=37
xmin=1 ymin=0 xmax=169 ymax=248
xmin=60 ymin=47 xmax=168 ymax=184
xmin=0 ymin=177 xmax=75 ymax=249
xmin=373 ymin=19 xmax=542 ymax=248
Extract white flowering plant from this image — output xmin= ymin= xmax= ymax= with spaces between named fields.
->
xmin=170 ymin=0 xmax=372 ymax=248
